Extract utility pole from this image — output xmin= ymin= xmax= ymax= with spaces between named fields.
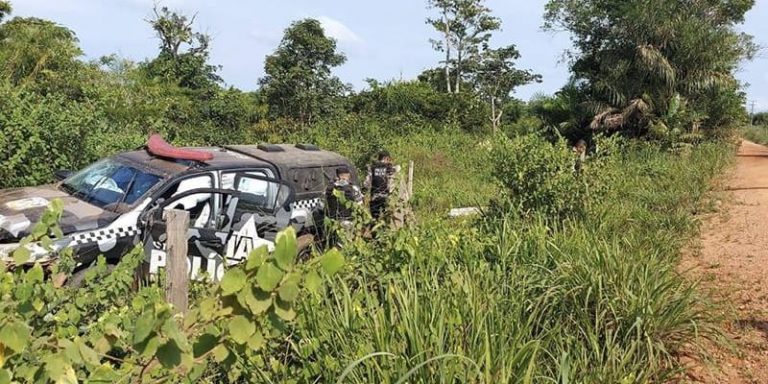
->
xmin=750 ymin=100 xmax=756 ymax=126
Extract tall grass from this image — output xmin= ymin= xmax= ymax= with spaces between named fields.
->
xmin=285 ymin=140 xmax=734 ymax=383
xmin=741 ymin=124 xmax=768 ymax=145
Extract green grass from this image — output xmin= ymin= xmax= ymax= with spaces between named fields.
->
xmin=741 ymin=124 xmax=768 ymax=145
xmin=274 ymin=117 xmax=498 ymax=218
xmin=281 ymin=138 xmax=735 ymax=383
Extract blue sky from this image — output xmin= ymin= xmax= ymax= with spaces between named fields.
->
xmin=12 ymin=0 xmax=768 ymax=111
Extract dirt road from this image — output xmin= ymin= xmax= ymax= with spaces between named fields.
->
xmin=682 ymin=140 xmax=768 ymax=383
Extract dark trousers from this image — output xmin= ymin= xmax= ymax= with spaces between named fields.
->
xmin=370 ymin=197 xmax=388 ymax=220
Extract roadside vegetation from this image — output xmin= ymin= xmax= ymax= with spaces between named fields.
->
xmin=0 ymin=0 xmax=758 ymax=382
xmin=741 ymin=112 xmax=768 ymax=145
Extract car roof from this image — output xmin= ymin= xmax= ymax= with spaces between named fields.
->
xmin=224 ymin=144 xmax=351 ymax=168
xmin=116 ymin=147 xmax=268 ymax=176
xmin=115 ymin=144 xmax=351 ymax=177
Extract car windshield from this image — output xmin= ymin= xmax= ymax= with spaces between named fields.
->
xmin=60 ymin=158 xmax=162 ymax=209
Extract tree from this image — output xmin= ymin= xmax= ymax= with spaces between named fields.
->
xmin=259 ymin=18 xmax=348 ymax=124
xmin=0 ymin=1 xmax=10 ymax=22
xmin=0 ymin=13 xmax=84 ymax=96
xmin=474 ymin=45 xmax=540 ymax=132
xmin=427 ymin=0 xmax=500 ymax=94
xmin=143 ymin=6 xmax=221 ymax=90
xmin=544 ymin=0 xmax=756 ymax=136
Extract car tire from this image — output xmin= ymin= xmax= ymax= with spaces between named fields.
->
xmin=65 ymin=264 xmax=116 ymax=289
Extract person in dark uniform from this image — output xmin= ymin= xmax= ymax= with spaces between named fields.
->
xmin=325 ymin=166 xmax=364 ymax=228
xmin=364 ymin=150 xmax=400 ymax=220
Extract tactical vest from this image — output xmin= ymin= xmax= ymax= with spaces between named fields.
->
xmin=325 ymin=182 xmax=356 ymax=220
xmin=370 ymin=162 xmax=395 ymax=197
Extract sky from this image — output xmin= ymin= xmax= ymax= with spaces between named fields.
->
xmin=11 ymin=0 xmax=768 ymax=111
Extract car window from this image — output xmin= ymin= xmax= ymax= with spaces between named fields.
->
xmin=62 ymin=159 xmax=162 ymax=209
xmin=160 ymin=175 xmax=215 ymax=229
xmin=228 ymin=174 xmax=292 ymax=225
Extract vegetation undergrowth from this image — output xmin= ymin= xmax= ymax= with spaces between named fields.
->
xmin=287 ymin=137 xmax=735 ymax=383
xmin=741 ymin=125 xmax=768 ymax=146
xmin=0 ymin=134 xmax=735 ymax=383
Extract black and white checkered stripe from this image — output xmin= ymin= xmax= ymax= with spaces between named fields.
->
xmin=291 ymin=198 xmax=322 ymax=211
xmin=71 ymin=226 xmax=140 ymax=245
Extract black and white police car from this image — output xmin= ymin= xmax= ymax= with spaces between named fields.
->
xmin=0 ymin=135 xmax=358 ymax=281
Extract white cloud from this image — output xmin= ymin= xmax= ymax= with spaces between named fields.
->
xmin=317 ymin=16 xmax=362 ymax=44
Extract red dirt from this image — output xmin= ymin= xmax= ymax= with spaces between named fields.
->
xmin=681 ymin=140 xmax=768 ymax=383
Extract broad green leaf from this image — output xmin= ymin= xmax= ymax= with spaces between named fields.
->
xmin=87 ymin=364 xmax=119 ymax=383
xmin=61 ymin=340 xmax=82 ymax=365
xmin=138 ymin=336 xmax=160 ymax=359
xmin=183 ymin=309 xmax=199 ymax=329
xmin=240 ymin=287 xmax=272 ymax=315
xmin=0 ymin=369 xmax=10 ymax=384
xmin=320 ymin=249 xmax=345 ymax=276
xmin=228 ymin=316 xmax=255 ymax=345
xmin=156 ymin=340 xmax=183 ymax=369
xmin=255 ymin=262 xmax=284 ymax=292
xmin=32 ymin=298 xmax=44 ymax=312
xmin=0 ymin=321 xmax=30 ymax=352
xmin=274 ymin=227 xmax=297 ymax=270
xmin=44 ymin=355 xmax=77 ymax=384
xmin=189 ymin=360 xmax=209 ymax=382
xmin=193 ymin=333 xmax=219 ymax=358
xmin=212 ymin=345 xmax=229 ymax=363
xmin=277 ymin=276 xmax=300 ymax=302
xmin=304 ymin=270 xmax=323 ymax=294
xmin=162 ymin=320 xmax=188 ymax=350
xmin=25 ymin=263 xmax=43 ymax=283
xmin=12 ymin=247 xmax=31 ymax=266
xmin=247 ymin=332 xmax=265 ymax=351
xmin=132 ymin=312 xmax=155 ymax=344
xmin=246 ymin=246 xmax=268 ymax=271
xmin=274 ymin=299 xmax=297 ymax=321
xmin=220 ymin=268 xmax=246 ymax=296
xmin=77 ymin=340 xmax=100 ymax=366
xmin=199 ymin=298 xmax=217 ymax=321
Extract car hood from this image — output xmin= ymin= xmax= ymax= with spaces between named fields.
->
xmin=0 ymin=185 xmax=119 ymax=242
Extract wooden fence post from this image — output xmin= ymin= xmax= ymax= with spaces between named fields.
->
xmin=164 ymin=209 xmax=189 ymax=314
xmin=407 ymin=160 xmax=414 ymax=200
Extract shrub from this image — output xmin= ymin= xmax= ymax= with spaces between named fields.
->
xmin=489 ymin=134 xmax=587 ymax=218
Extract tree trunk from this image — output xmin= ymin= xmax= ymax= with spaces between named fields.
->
xmin=455 ymin=41 xmax=462 ymax=94
xmin=443 ymin=11 xmax=452 ymax=94
xmin=490 ymin=98 xmax=503 ymax=133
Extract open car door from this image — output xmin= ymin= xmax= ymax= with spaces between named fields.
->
xmin=141 ymin=175 xmax=294 ymax=281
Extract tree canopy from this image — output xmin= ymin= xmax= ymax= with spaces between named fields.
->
xmin=544 ymin=0 xmax=756 ymax=136
xmin=259 ymin=18 xmax=348 ymax=124
xmin=141 ymin=6 xmax=222 ymax=91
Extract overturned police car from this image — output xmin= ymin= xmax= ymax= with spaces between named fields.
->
xmin=0 ymin=135 xmax=357 ymax=281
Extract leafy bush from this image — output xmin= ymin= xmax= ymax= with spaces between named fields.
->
xmin=0 ymin=203 xmax=345 ymax=383
xmin=0 ymin=84 xmax=101 ymax=188
xmin=489 ymin=134 xmax=585 ymax=218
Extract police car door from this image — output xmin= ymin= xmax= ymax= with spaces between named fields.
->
xmin=144 ymin=179 xmax=293 ymax=281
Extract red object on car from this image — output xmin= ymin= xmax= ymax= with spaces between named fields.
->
xmin=146 ymin=134 xmax=214 ymax=162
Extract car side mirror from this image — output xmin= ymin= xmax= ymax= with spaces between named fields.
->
xmin=54 ymin=169 xmax=73 ymax=181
